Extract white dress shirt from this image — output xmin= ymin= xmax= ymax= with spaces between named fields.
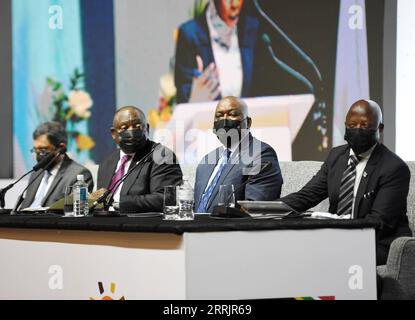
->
xmin=112 ymin=150 xmax=135 ymax=203
xmin=350 ymin=144 xmax=377 ymax=213
xmin=30 ymin=160 xmax=63 ymax=208
xmin=206 ymin=3 xmax=243 ymax=98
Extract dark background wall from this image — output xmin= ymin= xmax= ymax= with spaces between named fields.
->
xmin=0 ymin=0 xmax=13 ymax=178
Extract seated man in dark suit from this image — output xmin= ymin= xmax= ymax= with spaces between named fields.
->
xmin=20 ymin=122 xmax=93 ymax=209
xmin=96 ymin=106 xmax=183 ymax=213
xmin=194 ymin=96 xmax=283 ymax=213
xmin=280 ymin=99 xmax=411 ymax=265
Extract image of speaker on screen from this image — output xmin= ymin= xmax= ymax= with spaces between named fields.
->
xmin=174 ymin=0 xmax=260 ymax=104
xmin=173 ymin=0 xmax=327 ymax=105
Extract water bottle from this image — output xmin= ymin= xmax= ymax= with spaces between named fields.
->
xmin=177 ymin=177 xmax=194 ymax=220
xmin=73 ymin=175 xmax=89 ymax=217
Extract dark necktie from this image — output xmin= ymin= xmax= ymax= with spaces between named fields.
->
xmin=337 ymin=154 xmax=360 ymax=217
xmin=108 ymin=155 xmax=131 ymax=193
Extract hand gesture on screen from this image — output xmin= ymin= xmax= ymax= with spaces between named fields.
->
xmin=189 ymin=55 xmax=221 ymax=103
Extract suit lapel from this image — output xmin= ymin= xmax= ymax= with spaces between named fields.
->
xmin=23 ymin=171 xmax=45 ymax=207
xmin=238 ymin=15 xmax=257 ymax=96
xmin=42 ymin=156 xmax=71 ymax=205
xmin=353 ymin=145 xmax=382 ymax=218
xmin=197 ymin=14 xmax=211 ymax=46
xmin=120 ymin=142 xmax=153 ymax=196
xmin=332 ymin=148 xmax=350 ymax=209
xmin=207 ymin=161 xmax=237 ymax=210
xmin=206 ymin=134 xmax=254 ymax=210
xmin=196 ymin=159 xmax=218 ymax=207
xmin=206 ymin=141 xmax=247 ymax=210
xmin=120 ymin=158 xmax=141 ymax=196
xmin=198 ymin=147 xmax=223 ymax=210
xmin=197 ymin=13 xmax=215 ymax=64
xmin=102 ymin=151 xmax=120 ymax=189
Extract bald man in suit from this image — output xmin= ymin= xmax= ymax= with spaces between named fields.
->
xmin=280 ymin=100 xmax=411 ymax=265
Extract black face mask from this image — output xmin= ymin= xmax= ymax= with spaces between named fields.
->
xmin=36 ymin=151 xmax=51 ymax=163
xmin=213 ymin=118 xmax=246 ymax=148
xmin=119 ymin=129 xmax=147 ymax=154
xmin=344 ymin=128 xmax=379 ymax=155
xmin=36 ymin=150 xmax=60 ymax=169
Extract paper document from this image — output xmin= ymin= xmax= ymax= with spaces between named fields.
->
xmin=311 ymin=212 xmax=351 ymax=220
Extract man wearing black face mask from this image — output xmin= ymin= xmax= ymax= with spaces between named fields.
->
xmin=20 ymin=122 xmax=93 ymax=209
xmin=96 ymin=106 xmax=183 ymax=212
xmin=194 ymin=96 xmax=283 ymax=213
xmin=280 ymin=99 xmax=411 ymax=265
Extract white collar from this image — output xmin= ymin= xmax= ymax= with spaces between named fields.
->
xmin=47 ymin=157 xmax=64 ymax=177
xmin=119 ymin=149 xmax=135 ymax=160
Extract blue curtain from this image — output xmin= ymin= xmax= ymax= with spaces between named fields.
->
xmin=80 ymin=0 xmax=116 ymax=163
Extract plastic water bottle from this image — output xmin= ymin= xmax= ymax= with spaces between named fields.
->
xmin=177 ymin=177 xmax=194 ymax=220
xmin=73 ymin=175 xmax=89 ymax=217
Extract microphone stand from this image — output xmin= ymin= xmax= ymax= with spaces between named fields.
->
xmin=262 ymin=34 xmax=315 ymax=94
xmin=91 ymin=144 xmax=160 ymax=217
xmin=0 ymin=170 xmax=34 ymax=214
xmin=211 ymin=162 xmax=272 ymax=219
xmin=254 ymin=0 xmax=328 ymax=151
xmin=10 ymin=150 xmax=64 ymax=215
xmin=253 ymin=0 xmax=323 ymax=82
xmin=0 ymin=148 xmax=66 ymax=214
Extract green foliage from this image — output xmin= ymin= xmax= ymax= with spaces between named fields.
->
xmin=191 ymin=0 xmax=209 ymax=19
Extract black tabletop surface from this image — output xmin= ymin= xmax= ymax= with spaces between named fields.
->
xmin=0 ymin=212 xmax=380 ymax=235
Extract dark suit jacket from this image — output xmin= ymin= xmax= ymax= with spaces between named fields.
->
xmin=97 ymin=140 xmax=183 ymax=213
xmin=280 ymin=144 xmax=411 ymax=264
xmin=20 ymin=155 xmax=94 ymax=209
xmin=194 ymin=134 xmax=283 ymax=213
xmin=174 ymin=7 xmax=260 ymax=104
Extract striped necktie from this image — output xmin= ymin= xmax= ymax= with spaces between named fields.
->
xmin=337 ymin=154 xmax=360 ymax=217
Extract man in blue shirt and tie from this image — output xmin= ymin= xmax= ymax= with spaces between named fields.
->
xmin=194 ymin=96 xmax=283 ymax=213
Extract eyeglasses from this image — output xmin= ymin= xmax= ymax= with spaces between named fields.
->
xmin=30 ymin=147 xmax=53 ymax=154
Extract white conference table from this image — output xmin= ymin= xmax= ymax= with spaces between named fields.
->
xmin=0 ymin=215 xmax=377 ymax=300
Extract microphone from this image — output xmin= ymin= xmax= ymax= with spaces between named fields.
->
xmin=11 ymin=147 xmax=66 ymax=214
xmin=0 ymin=171 xmax=33 ymax=213
xmin=91 ymin=144 xmax=161 ymax=215
xmin=32 ymin=152 xmax=58 ymax=172
xmin=254 ymin=0 xmax=323 ymax=83
xmin=211 ymin=161 xmax=272 ymax=219
xmin=254 ymin=0 xmax=328 ymax=151
xmin=0 ymin=147 xmax=66 ymax=213
xmin=261 ymin=34 xmax=315 ymax=94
